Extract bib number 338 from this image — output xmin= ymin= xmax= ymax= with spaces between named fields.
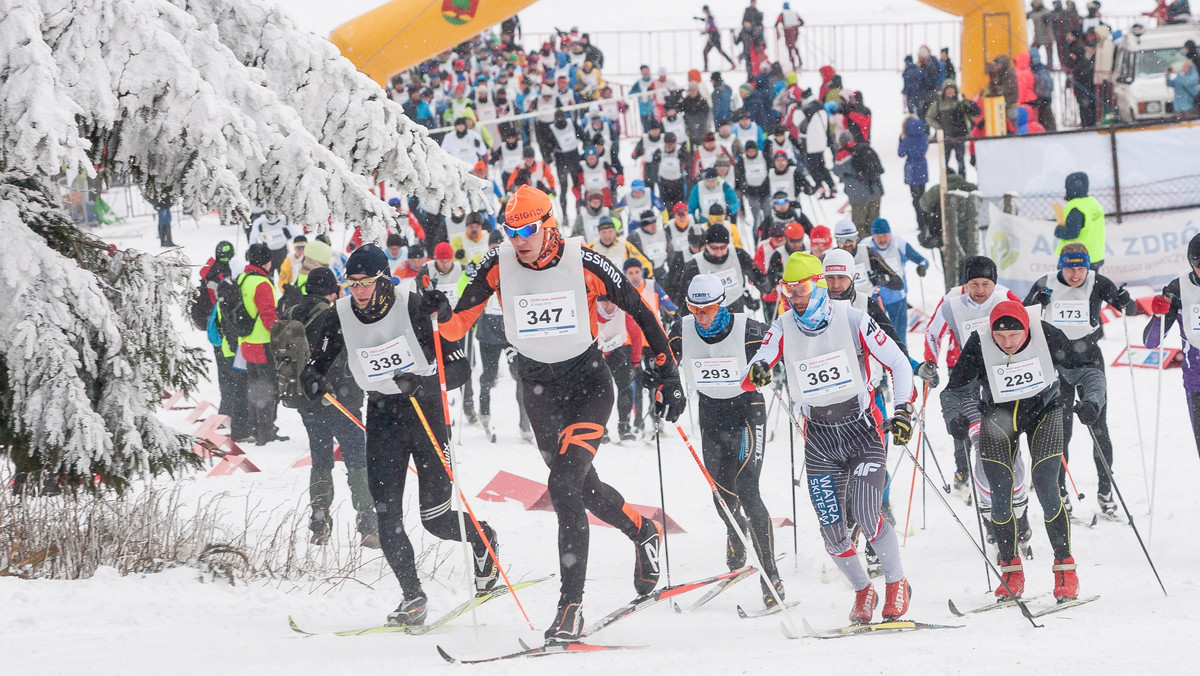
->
xmin=358 ymin=337 xmax=415 ymax=382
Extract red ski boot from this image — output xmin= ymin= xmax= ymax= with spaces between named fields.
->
xmin=1053 ymin=557 xmax=1079 ymax=602
xmin=995 ymin=558 xmax=1025 ymax=600
xmin=882 ymin=578 xmax=912 ymax=620
xmin=849 ymin=584 xmax=878 ymax=624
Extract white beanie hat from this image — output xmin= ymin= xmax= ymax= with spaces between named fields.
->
xmin=687 ymin=274 xmax=726 ymax=306
xmin=822 ymin=248 xmax=856 ymax=278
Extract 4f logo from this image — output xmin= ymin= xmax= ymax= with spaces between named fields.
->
xmin=853 ymin=462 xmax=882 ymax=477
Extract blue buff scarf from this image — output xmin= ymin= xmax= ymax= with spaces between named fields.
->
xmin=792 ymin=286 xmax=830 ymax=331
xmin=696 ymin=306 xmax=732 ymax=338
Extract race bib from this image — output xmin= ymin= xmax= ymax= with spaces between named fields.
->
xmin=1187 ymin=304 xmax=1200 ymax=337
xmin=961 ymin=316 xmax=990 ymax=341
xmin=357 ymin=336 xmax=416 ymax=381
xmin=515 ymin=291 xmax=579 ymax=338
xmin=1050 ymin=300 xmax=1089 ymax=325
xmin=691 ymin=357 xmax=740 ymax=388
xmin=643 ymin=241 xmax=667 ymax=262
xmin=794 ymin=350 xmax=855 ymax=399
xmin=660 ymin=157 xmax=681 ymax=174
xmin=745 ymin=163 xmax=767 ymax=184
xmin=993 ymin=357 xmax=1046 ymax=399
xmin=853 ymin=262 xmax=869 ymax=284
xmin=718 ymin=271 xmax=740 ymax=293
xmin=598 ymin=329 xmax=625 ymax=353
xmin=585 ymin=172 xmax=606 ymax=188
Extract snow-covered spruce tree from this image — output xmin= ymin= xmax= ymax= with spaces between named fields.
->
xmin=0 ymin=0 xmax=483 ymax=489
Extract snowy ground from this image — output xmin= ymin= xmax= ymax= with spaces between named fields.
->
xmin=5 ymin=1 xmax=1199 ymax=673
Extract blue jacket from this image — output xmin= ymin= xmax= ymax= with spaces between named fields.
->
xmin=687 ymin=181 xmax=741 ymax=221
xmin=866 ymin=235 xmax=928 ymax=305
xmin=630 ymin=77 xmax=655 ymax=116
xmin=742 ymin=89 xmax=773 ymax=130
xmin=1168 ymin=67 xmax=1199 ymax=113
xmin=902 ymin=59 xmax=927 ymax=98
xmin=712 ymin=83 xmax=734 ymax=125
xmin=897 ymin=117 xmax=929 ymax=186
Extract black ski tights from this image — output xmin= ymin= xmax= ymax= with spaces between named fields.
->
xmin=979 ymin=403 xmax=1070 ymax=562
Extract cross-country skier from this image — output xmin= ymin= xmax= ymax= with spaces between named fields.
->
xmin=439 ymin=185 xmax=687 ymax=642
xmin=1144 ymin=232 xmax=1200 ymax=461
xmin=745 ymin=252 xmax=915 ymax=624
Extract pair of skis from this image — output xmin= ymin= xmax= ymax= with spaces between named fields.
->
xmin=948 ymin=594 xmax=1100 ymax=618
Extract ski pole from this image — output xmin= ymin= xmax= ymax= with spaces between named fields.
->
xmin=674 ymin=424 xmax=802 ymax=637
xmin=1060 ymin=456 xmax=1085 ymax=501
xmin=1085 ymin=425 xmax=1168 ymax=596
xmin=787 ymin=394 xmax=799 ymax=569
xmin=902 ymin=382 xmax=930 ymax=545
xmin=654 ymin=427 xmax=672 ymax=586
xmin=967 ymin=447 xmax=993 ymax=591
xmin=418 ymin=276 xmax=483 ymax=630
xmin=921 ymin=433 xmax=953 ymax=493
xmin=1149 ymin=331 xmax=1166 ymax=547
xmin=898 ymin=441 xmax=1040 ymax=626
xmin=1121 ymin=312 xmax=1152 ymax=502
xmin=410 ymin=395 xmax=535 ymax=630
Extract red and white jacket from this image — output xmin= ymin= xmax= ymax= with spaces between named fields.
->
xmin=923 ymin=284 xmax=1021 ymax=367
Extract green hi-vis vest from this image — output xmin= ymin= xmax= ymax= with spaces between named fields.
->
xmin=1057 ymin=196 xmax=1105 ymax=263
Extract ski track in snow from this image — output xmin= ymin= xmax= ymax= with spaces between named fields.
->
xmin=4 ymin=0 xmax=1197 ymax=672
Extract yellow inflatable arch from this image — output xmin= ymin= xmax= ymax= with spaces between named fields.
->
xmin=331 ymin=0 xmax=1025 ymax=96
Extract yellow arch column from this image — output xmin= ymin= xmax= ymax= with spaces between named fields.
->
xmin=919 ymin=0 xmax=1029 ymax=97
xmin=330 ymin=0 xmax=540 ymax=86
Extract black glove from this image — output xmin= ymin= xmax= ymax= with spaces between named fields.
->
xmin=946 ymin=414 xmax=968 ymax=438
xmin=916 ymin=360 xmax=939 ymax=388
xmin=888 ymin=404 xmax=915 ymax=445
xmin=916 ymin=263 xmax=928 ymax=277
xmin=653 ymin=371 xmax=687 ymax=423
xmin=419 ymin=288 xmax=453 ymax=322
xmin=393 ymin=371 xmax=424 ymax=397
xmin=1114 ymin=284 xmax=1135 ymax=316
xmin=748 ymin=360 xmax=772 ymax=387
xmin=1075 ymin=400 xmax=1101 ymax=426
xmin=454 ymin=247 xmax=466 ymax=260
xmin=743 ymin=291 xmax=761 ymax=311
xmin=300 ymin=365 xmax=325 ymax=401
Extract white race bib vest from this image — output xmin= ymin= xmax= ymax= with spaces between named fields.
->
xmin=596 ymin=309 xmax=628 ymax=353
xmin=578 ymin=208 xmax=609 ymax=242
xmin=768 ymin=169 xmax=797 ymax=202
xmin=592 ymin=235 xmax=627 ymax=267
xmin=782 ymin=303 xmax=868 ymax=409
xmin=638 ymin=228 xmax=668 ymax=267
xmin=682 ymin=313 xmax=749 ymax=399
xmin=743 ymin=154 xmax=768 ymax=186
xmin=500 ymin=143 xmax=523 ymax=172
xmin=697 ymin=253 xmax=745 ymax=306
xmin=552 ymin=123 xmax=580 ymax=154
xmin=980 ymin=310 xmax=1055 ymax=404
xmin=944 ymin=284 xmax=1011 ymax=350
xmin=641 ymin=134 xmax=665 ymax=160
xmin=499 ymin=238 xmax=595 ymax=363
xmin=734 ymin=123 xmax=760 ymax=147
xmin=697 ymin=182 xmax=725 ymax=214
xmin=582 ymin=164 xmax=608 ymax=190
xmin=1181 ymin=275 xmax=1200 ymax=350
xmin=659 ymin=151 xmax=683 ymax=181
xmin=424 ymin=261 xmax=464 ymax=307
xmin=852 ymin=246 xmax=874 ymax=299
xmin=337 ymin=282 xmax=433 ymax=394
xmin=1043 ymin=271 xmax=1097 ymax=340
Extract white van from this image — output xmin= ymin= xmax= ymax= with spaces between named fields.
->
xmin=1114 ymin=22 xmax=1200 ymax=122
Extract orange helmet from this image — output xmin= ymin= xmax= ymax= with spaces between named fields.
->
xmin=504 ymin=185 xmax=558 ymax=230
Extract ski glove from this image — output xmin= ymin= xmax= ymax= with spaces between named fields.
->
xmin=748 ymin=360 xmax=772 ymax=387
xmin=1151 ymin=294 xmax=1173 ymax=316
xmin=1075 ymin=400 xmax=1101 ymax=426
xmin=888 ymin=404 xmax=915 ymax=445
xmin=1114 ymin=285 xmax=1136 ymax=316
xmin=419 ymin=288 xmax=453 ymax=323
xmin=393 ymin=371 xmax=424 ymax=397
xmin=916 ymin=360 xmax=939 ymax=388
xmin=916 ymin=263 xmax=928 ymax=277
xmin=454 ymin=248 xmax=466 ymax=260
xmin=654 ymin=375 xmax=686 ymax=423
xmin=300 ymin=365 xmax=325 ymax=401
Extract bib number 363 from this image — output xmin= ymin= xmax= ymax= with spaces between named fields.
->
xmin=795 ymin=350 xmax=855 ymax=399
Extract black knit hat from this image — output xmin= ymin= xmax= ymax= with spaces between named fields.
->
xmin=305 ymin=268 xmax=340 ymax=297
xmin=345 ymin=243 xmax=389 ymax=277
xmin=704 ymin=223 xmax=730 ymax=245
xmin=960 ymin=255 xmax=997 ymax=284
xmin=246 ymin=243 xmax=272 ymax=267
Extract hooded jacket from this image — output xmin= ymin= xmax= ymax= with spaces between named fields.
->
xmin=1013 ymin=52 xmax=1037 ymax=104
xmin=898 ymin=116 xmax=929 ymax=186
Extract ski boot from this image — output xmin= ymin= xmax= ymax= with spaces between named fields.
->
xmin=761 ymin=575 xmax=786 ymax=609
xmin=1016 ymin=510 xmax=1033 ymax=559
xmin=726 ymin=532 xmax=747 ymax=571
xmin=309 ymin=509 xmax=332 ymax=546
xmin=618 ymin=422 xmax=637 ymax=443
xmin=463 ymin=400 xmax=479 ymax=426
xmin=882 ymin=578 xmax=912 ymax=620
xmin=473 ymin=522 xmax=499 ymax=593
xmin=1052 ymin=557 xmax=1079 ymax=602
xmin=995 ymin=558 xmax=1025 ymax=600
xmin=545 ymin=596 xmax=584 ymax=642
xmin=388 ymin=593 xmax=428 ymax=627
xmin=849 ymin=584 xmax=878 ymax=624
xmin=356 ymin=510 xmax=380 ymax=549
xmin=480 ymin=414 xmax=497 ymax=443
xmin=1097 ymin=491 xmax=1117 ymax=517
xmin=1059 ymin=483 xmax=1073 ymax=514
xmin=633 ymin=518 xmax=663 ymax=596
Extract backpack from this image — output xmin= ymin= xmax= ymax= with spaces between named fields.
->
xmin=851 ymin=144 xmax=885 ymax=182
xmin=1033 ymin=64 xmax=1054 ymax=99
xmin=271 ymin=299 xmax=330 ymax=409
xmin=216 ymin=274 xmax=258 ymax=340
xmin=189 ymin=280 xmax=214 ymax=332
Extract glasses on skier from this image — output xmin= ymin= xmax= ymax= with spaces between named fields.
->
xmin=344 ymin=274 xmax=383 ymax=289
xmin=687 ymin=300 xmax=722 ymax=319
xmin=503 ymin=212 xmax=550 ymax=239
xmin=773 ymin=197 xmax=790 ymax=207
xmin=779 ymin=277 xmax=819 ymax=296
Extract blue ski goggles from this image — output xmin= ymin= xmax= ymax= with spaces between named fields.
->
xmin=503 ymin=212 xmax=552 ymax=239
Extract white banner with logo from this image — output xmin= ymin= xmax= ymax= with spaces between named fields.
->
xmin=985 ymin=205 xmax=1200 ymax=297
